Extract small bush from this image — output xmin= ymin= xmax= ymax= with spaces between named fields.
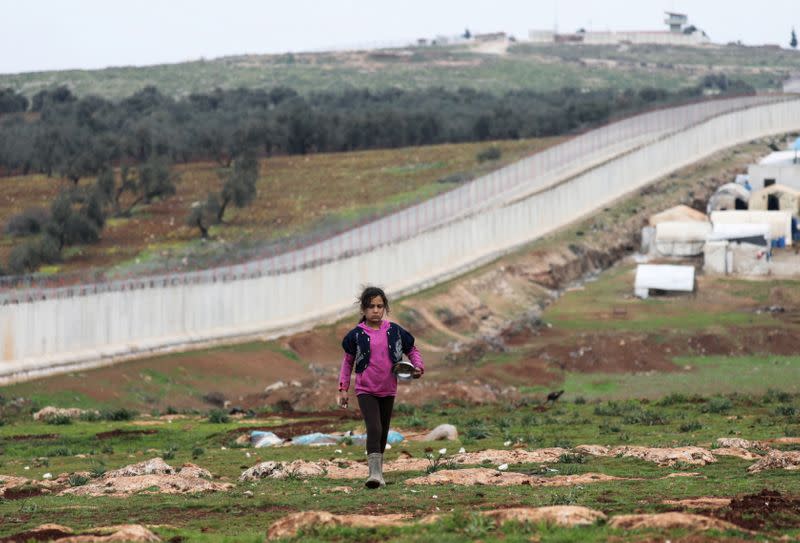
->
xmin=702 ymin=397 xmax=733 ymax=414
xmin=165 ymin=405 xmax=179 ymax=415
xmin=406 ymin=415 xmax=426 ymax=428
xmin=775 ymin=405 xmax=797 ymax=417
xmin=436 ymin=172 xmax=471 ymax=184
xmin=622 ymin=409 xmax=669 ymax=426
xmin=763 ymin=389 xmax=793 ymax=404
xmin=68 ymin=474 xmax=89 ymax=487
xmin=89 ymin=462 xmax=106 ymax=478
xmin=79 ymin=411 xmax=102 ymax=422
xmin=162 ymin=446 xmax=177 ymax=460
xmin=207 ymin=409 xmax=230 ymax=424
xmin=679 ymin=421 xmax=703 ymax=433
xmin=574 ymin=396 xmax=586 ymax=405
xmin=5 ymin=208 xmax=49 ymax=237
xmin=101 ymin=408 xmax=137 ymax=421
xmin=50 ymin=447 xmax=73 ymax=457
xmin=465 ymin=424 xmax=491 ymax=440
xmin=476 ymin=146 xmax=502 ymax=162
xmin=100 ymin=444 xmax=114 ymax=454
xmin=192 ymin=447 xmax=205 ymax=459
xmin=558 ymin=453 xmax=586 ymax=464
xmin=45 ymin=414 xmax=72 ymax=425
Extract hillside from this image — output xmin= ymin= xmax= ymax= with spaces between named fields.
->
xmin=0 ymin=138 xmax=558 ymax=278
xmin=2 ymin=42 xmax=798 ymax=100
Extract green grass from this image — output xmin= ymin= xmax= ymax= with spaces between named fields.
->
xmin=2 ymin=391 xmax=799 ymax=541
xmin=530 ymin=355 xmax=800 ymax=401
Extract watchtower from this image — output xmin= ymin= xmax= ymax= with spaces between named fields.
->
xmin=664 ymin=12 xmax=688 ymax=33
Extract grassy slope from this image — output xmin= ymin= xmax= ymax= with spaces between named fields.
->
xmin=0 ymin=138 xmax=558 ymax=275
xmin=1 ymin=43 xmax=798 ymax=100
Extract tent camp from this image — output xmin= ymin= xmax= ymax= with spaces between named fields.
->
xmin=748 ymin=184 xmax=800 ymax=215
xmin=710 ymin=210 xmax=793 ymax=246
xmin=634 ymin=264 xmax=695 ymax=299
xmin=707 ymin=183 xmax=750 ymax=213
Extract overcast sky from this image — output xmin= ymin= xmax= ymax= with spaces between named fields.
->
xmin=2 ymin=0 xmax=798 ymax=74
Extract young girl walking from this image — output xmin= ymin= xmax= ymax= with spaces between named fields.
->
xmin=338 ymin=286 xmax=424 ymax=488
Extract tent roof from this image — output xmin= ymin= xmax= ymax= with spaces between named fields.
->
xmin=751 ymin=183 xmax=800 ymax=197
xmin=648 ymin=205 xmax=708 ymax=226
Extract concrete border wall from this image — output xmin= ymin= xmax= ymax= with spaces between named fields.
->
xmin=2 ymin=97 xmax=800 ymax=383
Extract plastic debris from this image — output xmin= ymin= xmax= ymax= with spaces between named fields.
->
xmin=251 ymin=431 xmax=284 ymax=448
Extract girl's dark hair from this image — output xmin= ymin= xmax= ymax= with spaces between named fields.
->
xmin=358 ymin=286 xmax=389 ymax=323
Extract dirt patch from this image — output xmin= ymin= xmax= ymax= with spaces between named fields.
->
xmin=715 ymin=489 xmax=800 ymax=531
xmin=609 ymin=512 xmax=741 ymax=532
xmin=746 ymin=450 xmax=800 ymax=473
xmin=663 ymin=497 xmax=732 ymax=510
xmin=686 ymin=333 xmax=737 ymax=356
xmin=0 ymin=525 xmax=74 ymax=543
xmin=95 ymin=429 xmax=158 ymax=440
xmin=8 ymin=433 xmax=59 ymax=441
xmin=2 ymin=484 xmax=47 ymax=500
xmin=584 ymin=446 xmax=717 ymax=466
xmin=482 ymin=506 xmax=606 ymax=526
xmin=711 ymin=447 xmax=760 ymax=460
xmin=267 ymin=511 xmax=408 ymax=540
xmin=61 ymin=458 xmax=231 ymax=497
xmin=404 ymin=468 xmax=622 ymax=487
xmin=530 ymin=332 xmax=682 ymax=373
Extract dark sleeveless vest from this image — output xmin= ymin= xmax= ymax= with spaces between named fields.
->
xmin=341 ymin=322 xmax=415 ymax=373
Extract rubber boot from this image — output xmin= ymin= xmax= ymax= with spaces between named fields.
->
xmin=365 ymin=453 xmax=384 ymax=489
xmin=379 ymin=453 xmax=387 ymax=487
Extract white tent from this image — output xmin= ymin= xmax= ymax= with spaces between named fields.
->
xmin=634 ymin=264 xmax=695 ymax=299
xmin=654 ymin=221 xmax=712 ymax=256
xmin=710 ymin=210 xmax=792 ymax=246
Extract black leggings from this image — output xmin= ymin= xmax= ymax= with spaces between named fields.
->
xmin=357 ymin=394 xmax=395 ymax=454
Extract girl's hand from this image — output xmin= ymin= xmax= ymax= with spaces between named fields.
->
xmin=412 ymin=367 xmax=423 ymax=379
xmin=338 ymin=391 xmax=349 ymax=409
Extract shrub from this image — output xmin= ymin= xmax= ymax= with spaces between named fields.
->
xmin=558 ymin=453 xmax=586 ymax=464
xmin=5 ymin=208 xmax=49 ymax=237
xmin=45 ymin=414 xmax=72 ymax=425
xmin=395 ymin=403 xmax=416 ymax=415
xmin=775 ymin=406 xmax=797 ymax=417
xmin=623 ymin=409 xmax=669 ymax=426
xmin=207 ymin=409 xmax=230 ymax=424
xmin=101 ymin=408 xmax=137 ymax=421
xmin=476 ymin=146 xmax=502 ymax=162
xmin=553 ymin=438 xmax=573 ymax=448
xmin=68 ymin=474 xmax=89 ymax=487
xmin=7 ymin=240 xmax=44 ymax=274
xmin=465 ymin=424 xmax=491 ymax=440
xmin=79 ymin=411 xmax=102 ymax=422
xmin=192 ymin=447 xmax=205 ymax=459
xmin=50 ymin=447 xmax=73 ymax=457
xmin=679 ymin=421 xmax=702 ymax=433
xmin=763 ymin=389 xmax=793 ymax=404
xmin=89 ymin=462 xmax=106 ymax=478
xmin=702 ymin=397 xmax=733 ymax=414
xmin=574 ymin=396 xmax=586 ymax=405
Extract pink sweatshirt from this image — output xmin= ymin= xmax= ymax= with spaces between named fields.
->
xmin=338 ymin=320 xmax=424 ymax=397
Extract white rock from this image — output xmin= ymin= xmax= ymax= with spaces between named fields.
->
xmin=497 ymin=464 xmax=509 ymax=471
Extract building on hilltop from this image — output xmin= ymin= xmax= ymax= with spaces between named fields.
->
xmin=529 ymin=11 xmax=710 ymax=46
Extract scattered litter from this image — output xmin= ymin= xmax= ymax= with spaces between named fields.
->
xmin=497 ymin=464 xmax=509 ymax=471
xmin=292 ymin=433 xmax=340 ymax=446
xmin=422 ymin=424 xmax=458 ymax=441
xmin=251 ymin=431 xmax=284 ymax=448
